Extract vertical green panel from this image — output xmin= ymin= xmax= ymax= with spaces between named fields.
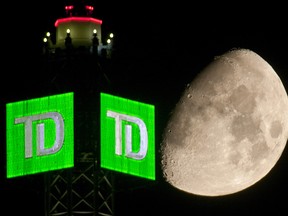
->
xmin=6 ymin=92 xmax=74 ymax=178
xmin=100 ymin=92 xmax=155 ymax=180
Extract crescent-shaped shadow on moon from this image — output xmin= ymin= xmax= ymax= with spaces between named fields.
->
xmin=160 ymin=48 xmax=288 ymax=196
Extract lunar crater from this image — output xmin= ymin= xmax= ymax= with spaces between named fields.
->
xmin=270 ymin=121 xmax=282 ymax=138
xmin=230 ymin=84 xmax=256 ymax=114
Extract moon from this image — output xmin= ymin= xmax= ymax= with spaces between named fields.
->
xmin=160 ymin=48 xmax=288 ymax=196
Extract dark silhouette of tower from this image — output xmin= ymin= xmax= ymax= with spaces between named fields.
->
xmin=41 ymin=2 xmax=115 ymax=215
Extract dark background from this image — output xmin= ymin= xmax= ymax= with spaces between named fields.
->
xmin=1 ymin=1 xmax=288 ymax=215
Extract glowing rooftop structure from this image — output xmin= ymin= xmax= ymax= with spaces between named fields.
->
xmin=43 ymin=3 xmax=113 ymax=57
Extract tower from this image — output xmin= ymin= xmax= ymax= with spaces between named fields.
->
xmin=42 ymin=2 xmax=115 ymax=215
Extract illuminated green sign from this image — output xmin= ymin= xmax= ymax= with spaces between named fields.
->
xmin=100 ymin=93 xmax=155 ymax=180
xmin=6 ymin=92 xmax=74 ymax=178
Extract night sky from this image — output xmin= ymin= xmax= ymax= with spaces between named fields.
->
xmin=2 ymin=1 xmax=288 ymax=215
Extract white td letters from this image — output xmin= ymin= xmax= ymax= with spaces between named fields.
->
xmin=14 ymin=112 xmax=64 ymax=158
xmin=107 ymin=110 xmax=148 ymax=160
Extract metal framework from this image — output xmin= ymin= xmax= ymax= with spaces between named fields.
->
xmin=43 ymin=91 xmax=114 ymax=215
xmin=43 ymin=46 xmax=115 ymax=215
xmin=44 ymin=155 xmax=114 ymax=216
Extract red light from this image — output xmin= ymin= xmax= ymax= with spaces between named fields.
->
xmin=54 ymin=17 xmax=103 ymax=27
xmin=65 ymin=5 xmax=74 ymax=10
xmin=85 ymin=5 xmax=94 ymax=11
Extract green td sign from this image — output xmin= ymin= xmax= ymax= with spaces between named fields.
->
xmin=6 ymin=92 xmax=74 ymax=178
xmin=100 ymin=93 xmax=155 ymax=180
xmin=6 ymin=92 xmax=155 ymax=181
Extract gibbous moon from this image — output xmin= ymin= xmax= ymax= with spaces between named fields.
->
xmin=160 ymin=48 xmax=288 ymax=196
